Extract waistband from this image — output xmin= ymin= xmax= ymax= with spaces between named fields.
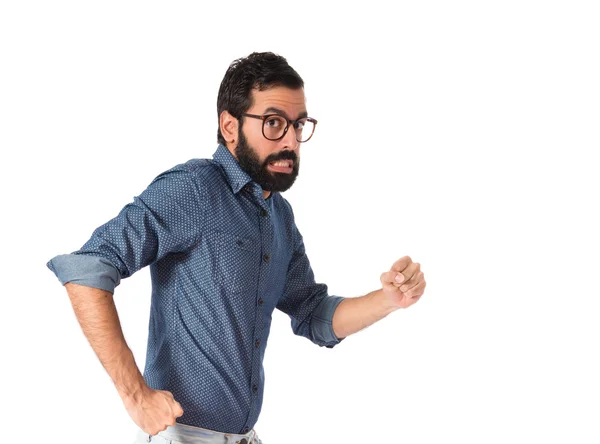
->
xmin=147 ymin=422 xmax=260 ymax=444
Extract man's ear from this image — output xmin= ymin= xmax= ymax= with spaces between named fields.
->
xmin=219 ymin=111 xmax=239 ymax=148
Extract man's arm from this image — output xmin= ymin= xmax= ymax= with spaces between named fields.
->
xmin=331 ymin=289 xmax=398 ymax=339
xmin=48 ymin=166 xmax=205 ymax=435
xmin=276 ymin=211 xmax=346 ymax=349
xmin=64 ymin=282 xmax=183 ymax=435
xmin=65 ymin=282 xmax=143 ymax=398
xmin=332 ymin=257 xmax=426 ymax=339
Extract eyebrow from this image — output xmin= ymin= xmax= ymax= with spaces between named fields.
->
xmin=263 ymin=107 xmax=308 ymax=120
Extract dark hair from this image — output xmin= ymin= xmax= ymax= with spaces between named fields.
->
xmin=216 ymin=52 xmax=304 ymax=146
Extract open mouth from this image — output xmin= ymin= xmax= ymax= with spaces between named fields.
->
xmin=268 ymin=159 xmax=294 ymax=174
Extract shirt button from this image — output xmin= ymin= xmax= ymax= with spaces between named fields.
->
xmin=261 ymin=209 xmax=268 ymax=217
xmin=253 ymin=384 xmax=258 ymax=393
xmin=255 ymin=339 xmax=260 ymax=348
xmin=243 ymin=427 xmax=250 ymax=434
xmin=258 ymin=297 xmax=264 ymax=305
xmin=263 ymin=253 xmax=270 ymax=263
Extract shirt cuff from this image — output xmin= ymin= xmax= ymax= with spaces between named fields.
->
xmin=46 ymin=254 xmax=121 ymax=294
xmin=311 ymin=295 xmax=346 ymax=348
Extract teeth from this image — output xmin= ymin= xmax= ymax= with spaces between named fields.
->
xmin=272 ymin=161 xmax=290 ymax=167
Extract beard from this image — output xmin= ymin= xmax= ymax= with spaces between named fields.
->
xmin=234 ymin=127 xmax=300 ymax=193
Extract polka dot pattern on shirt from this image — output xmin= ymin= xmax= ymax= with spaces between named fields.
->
xmin=46 ymin=144 xmax=346 ymax=433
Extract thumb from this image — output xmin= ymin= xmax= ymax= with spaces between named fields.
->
xmin=394 ymin=272 xmax=405 ymax=284
xmin=381 ymin=270 xmax=404 ymax=288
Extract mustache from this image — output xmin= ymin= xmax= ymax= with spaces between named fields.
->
xmin=265 ymin=151 xmax=298 ymax=163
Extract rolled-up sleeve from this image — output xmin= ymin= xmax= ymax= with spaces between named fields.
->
xmin=276 ymin=225 xmax=346 ymax=349
xmin=47 ymin=166 xmax=205 ymax=293
xmin=47 ymin=254 xmax=121 ymax=293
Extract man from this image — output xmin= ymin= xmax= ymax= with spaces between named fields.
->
xmin=47 ymin=52 xmax=426 ymax=444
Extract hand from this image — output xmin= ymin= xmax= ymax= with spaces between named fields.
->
xmin=380 ymin=256 xmax=426 ymax=309
xmin=122 ymin=385 xmax=184 ymax=436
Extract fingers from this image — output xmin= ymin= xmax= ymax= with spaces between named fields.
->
xmin=390 ymin=262 xmax=420 ymax=289
xmin=397 ymin=263 xmax=421 ymax=291
xmin=160 ymin=389 xmax=175 ymax=400
xmin=401 ymin=273 xmax=426 ymax=298
xmin=391 ymin=256 xmax=412 ymax=273
xmin=382 ymin=262 xmax=419 ymax=286
xmin=381 ymin=270 xmax=404 ymax=292
xmin=147 ymin=421 xmax=169 ymax=436
xmin=162 ymin=391 xmax=184 ymax=417
xmin=381 ymin=270 xmax=401 ymax=284
xmin=173 ymin=400 xmax=184 ymax=418
xmin=390 ymin=257 xmax=419 ymax=287
xmin=382 ymin=258 xmax=426 ymax=303
xmin=156 ymin=391 xmax=184 ymax=428
xmin=130 ymin=388 xmax=185 ymax=437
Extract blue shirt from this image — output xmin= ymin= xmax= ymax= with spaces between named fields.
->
xmin=46 ymin=144 xmax=346 ymax=434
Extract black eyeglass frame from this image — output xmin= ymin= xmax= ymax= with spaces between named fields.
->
xmin=241 ymin=113 xmax=318 ymax=143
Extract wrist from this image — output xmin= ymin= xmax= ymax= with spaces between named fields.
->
xmin=118 ymin=380 xmax=149 ymax=407
xmin=372 ymin=288 xmax=401 ymax=314
xmin=111 ymin=349 xmax=147 ymax=402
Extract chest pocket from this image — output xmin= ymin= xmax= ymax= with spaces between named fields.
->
xmin=214 ymin=231 xmax=260 ymax=294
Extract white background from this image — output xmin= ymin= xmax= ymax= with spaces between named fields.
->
xmin=1 ymin=1 xmax=599 ymax=443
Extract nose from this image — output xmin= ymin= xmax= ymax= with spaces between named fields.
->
xmin=281 ymin=123 xmax=300 ymax=152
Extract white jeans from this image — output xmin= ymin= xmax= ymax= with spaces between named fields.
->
xmin=132 ymin=422 xmax=263 ymax=444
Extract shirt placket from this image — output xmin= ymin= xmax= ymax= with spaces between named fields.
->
xmin=241 ymin=189 xmax=274 ymax=433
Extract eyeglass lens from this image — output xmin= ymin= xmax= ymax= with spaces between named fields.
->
xmin=263 ymin=116 xmax=314 ymax=142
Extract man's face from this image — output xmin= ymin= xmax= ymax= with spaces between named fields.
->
xmin=234 ymin=86 xmax=306 ymax=194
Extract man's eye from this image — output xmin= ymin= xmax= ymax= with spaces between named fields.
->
xmin=294 ymin=121 xmax=305 ymax=130
xmin=266 ymin=118 xmax=282 ymax=128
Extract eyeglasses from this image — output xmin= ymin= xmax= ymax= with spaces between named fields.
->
xmin=241 ymin=113 xmax=318 ymax=143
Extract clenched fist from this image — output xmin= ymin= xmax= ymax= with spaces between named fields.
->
xmin=380 ymin=256 xmax=426 ymax=309
xmin=122 ymin=385 xmax=184 ymax=436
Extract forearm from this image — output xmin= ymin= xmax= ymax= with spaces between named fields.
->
xmin=64 ymin=282 xmax=146 ymax=400
xmin=332 ymin=288 xmax=398 ymax=339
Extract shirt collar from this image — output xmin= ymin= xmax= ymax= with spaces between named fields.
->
xmin=213 ymin=143 xmax=254 ymax=195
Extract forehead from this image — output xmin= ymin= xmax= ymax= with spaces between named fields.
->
xmin=249 ymin=86 xmax=306 ymax=116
